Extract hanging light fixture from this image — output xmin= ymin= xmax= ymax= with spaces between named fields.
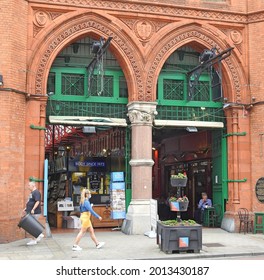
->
xmin=72 ymin=43 xmax=79 ymax=54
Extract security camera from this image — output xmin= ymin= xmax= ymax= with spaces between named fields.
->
xmin=47 ymin=92 xmax=54 ymax=96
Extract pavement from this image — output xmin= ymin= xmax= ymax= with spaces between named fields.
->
xmin=0 ymin=227 xmax=264 ymax=260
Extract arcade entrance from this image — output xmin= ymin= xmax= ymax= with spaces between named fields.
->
xmin=44 ymin=35 xmax=132 ymax=228
xmin=152 ymin=45 xmax=228 ymax=223
xmin=152 ymin=127 xmax=227 ymax=222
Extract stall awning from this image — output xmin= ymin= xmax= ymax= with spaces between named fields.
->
xmin=49 ymin=116 xmax=127 ymax=127
xmin=154 ymin=119 xmax=224 ymax=128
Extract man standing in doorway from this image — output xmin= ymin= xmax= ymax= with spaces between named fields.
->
xmin=23 ymin=181 xmax=44 ymax=245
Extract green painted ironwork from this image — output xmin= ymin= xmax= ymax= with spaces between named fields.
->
xmin=163 ymin=79 xmax=185 ymax=100
xmin=225 ymin=178 xmax=247 ymax=183
xmin=157 ymin=72 xmax=219 ymax=106
xmin=125 ymin=127 xmax=132 ymax=211
xmin=223 ymin=132 xmax=247 ymax=137
xmin=61 ymin=73 xmax=85 ymax=96
xmin=156 ymin=105 xmax=224 ymax=122
xmin=156 ymin=71 xmax=223 ymax=121
xmin=47 ymin=67 xmax=128 ymax=105
xmin=90 ymin=75 xmax=114 ymax=97
xmin=29 ymin=176 xmax=44 ymax=182
xmin=212 ymin=129 xmax=228 ymax=223
xmin=191 ymin=81 xmax=210 ymax=102
xmin=30 ymin=124 xmax=46 ymax=130
xmin=46 ymin=101 xmax=127 ymax=118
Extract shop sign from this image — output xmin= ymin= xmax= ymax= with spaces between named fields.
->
xmin=256 ymin=177 xmax=264 ymax=203
xmin=74 ymin=161 xmax=105 ymax=167
xmin=88 ymin=172 xmax=103 ymax=193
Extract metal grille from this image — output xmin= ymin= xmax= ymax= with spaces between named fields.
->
xmin=156 ymin=105 xmax=224 ymax=122
xmin=90 ymin=75 xmax=114 ymax=97
xmin=61 ymin=73 xmax=84 ymax=96
xmin=46 ymin=100 xmax=127 ymax=118
xmin=163 ymin=79 xmax=184 ymax=100
xmin=192 ymin=81 xmax=210 ymax=101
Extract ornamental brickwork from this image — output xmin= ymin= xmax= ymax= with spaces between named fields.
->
xmin=1 ymin=0 xmax=264 ymax=242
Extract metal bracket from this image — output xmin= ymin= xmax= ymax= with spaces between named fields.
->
xmin=29 ymin=176 xmax=44 ymax=182
xmin=223 ymin=132 xmax=246 ymax=137
xmin=86 ymin=37 xmax=113 ymax=96
xmin=187 ymin=47 xmax=234 ymax=101
xmin=30 ymin=124 xmax=46 ymax=130
xmin=224 ymin=178 xmax=247 ymax=183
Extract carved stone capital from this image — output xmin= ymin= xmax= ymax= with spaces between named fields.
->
xmin=127 ymin=101 xmax=157 ymax=125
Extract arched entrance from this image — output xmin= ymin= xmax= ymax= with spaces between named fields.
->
xmin=144 ymin=23 xmax=250 ymax=231
xmin=44 ymin=34 xmax=133 ymax=229
xmin=152 ymin=44 xmax=227 ymax=224
xmin=25 ymin=11 xmax=145 ymax=232
xmin=26 ymin=17 xmax=250 ymax=234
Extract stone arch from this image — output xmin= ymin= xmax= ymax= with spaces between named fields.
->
xmin=27 ymin=11 xmax=144 ymax=101
xmin=145 ymin=23 xmax=247 ymax=103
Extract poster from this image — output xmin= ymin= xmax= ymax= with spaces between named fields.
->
xmin=110 ymin=181 xmax=126 ymax=219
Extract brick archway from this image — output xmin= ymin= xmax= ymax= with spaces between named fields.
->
xmin=144 ymin=23 xmax=251 ymax=227
xmin=145 ymin=23 xmax=247 ymax=103
xmin=27 ymin=11 xmax=144 ymax=101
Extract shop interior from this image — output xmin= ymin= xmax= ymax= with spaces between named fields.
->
xmin=45 ymin=125 xmax=127 ymax=229
xmin=45 ymin=122 xmax=217 ymax=228
xmin=152 ymin=127 xmax=214 ymax=221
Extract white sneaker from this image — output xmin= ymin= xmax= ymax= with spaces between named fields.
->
xmin=36 ymin=233 xmax=44 ymax=243
xmin=96 ymin=242 xmax=105 ymax=249
xmin=72 ymin=245 xmax=82 ymax=251
xmin=27 ymin=240 xmax=37 ymax=246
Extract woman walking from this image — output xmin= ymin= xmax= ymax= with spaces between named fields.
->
xmin=72 ymin=189 xmax=105 ymax=251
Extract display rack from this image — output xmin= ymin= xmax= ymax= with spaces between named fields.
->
xmin=47 ymin=172 xmax=67 ymax=227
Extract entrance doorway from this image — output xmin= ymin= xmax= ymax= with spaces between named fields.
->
xmin=45 ymin=124 xmax=131 ymax=229
xmin=152 ymin=127 xmax=227 ymax=222
xmin=44 ymin=34 xmax=132 ymax=229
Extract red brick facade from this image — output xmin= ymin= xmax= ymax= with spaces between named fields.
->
xmin=1 ymin=0 xmax=264 ymax=242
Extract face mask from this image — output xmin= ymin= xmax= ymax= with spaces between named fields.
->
xmin=88 ymin=194 xmax=91 ymax=199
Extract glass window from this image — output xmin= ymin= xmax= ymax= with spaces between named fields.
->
xmin=163 ymin=79 xmax=185 ymax=100
xmin=119 ymin=76 xmax=128 ymax=98
xmin=61 ymin=73 xmax=84 ymax=96
xmin=89 ymin=75 xmax=114 ymax=97
xmin=191 ymin=81 xmax=210 ymax=101
xmin=47 ymin=72 xmax=55 ymax=94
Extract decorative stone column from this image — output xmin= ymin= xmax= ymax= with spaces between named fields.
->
xmin=123 ymin=101 xmax=157 ymax=234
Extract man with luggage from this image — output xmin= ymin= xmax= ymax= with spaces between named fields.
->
xmin=23 ymin=181 xmax=44 ymax=245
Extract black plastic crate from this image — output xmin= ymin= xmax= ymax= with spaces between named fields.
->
xmin=157 ymin=221 xmax=202 ymax=254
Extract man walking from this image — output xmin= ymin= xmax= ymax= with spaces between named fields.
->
xmin=23 ymin=181 xmax=44 ymax=245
